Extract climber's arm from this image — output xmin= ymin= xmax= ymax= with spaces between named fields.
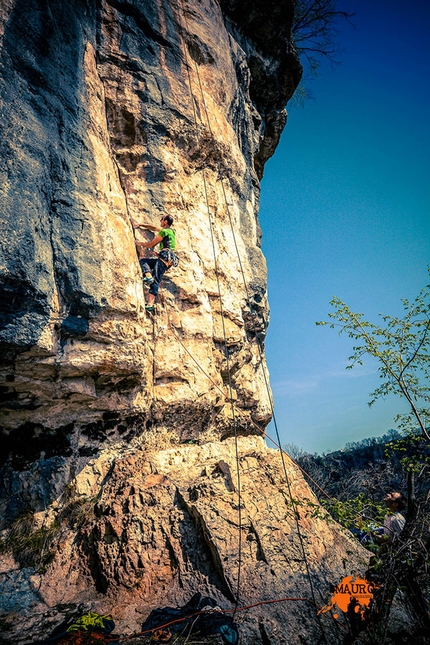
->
xmin=134 ymin=222 xmax=159 ymax=233
xmin=136 ymin=235 xmax=163 ymax=250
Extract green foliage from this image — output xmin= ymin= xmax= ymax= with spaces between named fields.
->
xmin=317 ymin=270 xmax=430 ymax=441
xmin=321 ymin=492 xmax=385 ymax=535
xmin=314 ymin=272 xmax=430 ymax=638
xmin=385 ymin=430 xmax=430 ymax=474
xmin=289 ymin=82 xmax=313 ymax=108
xmin=284 ymin=495 xmax=332 ymax=522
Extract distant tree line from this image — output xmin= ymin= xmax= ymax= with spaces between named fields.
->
xmin=286 ymin=428 xmax=429 ymax=509
xmin=289 ymin=430 xmax=430 ymax=643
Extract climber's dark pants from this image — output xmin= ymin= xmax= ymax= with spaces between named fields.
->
xmin=139 ymin=257 xmax=168 ymax=296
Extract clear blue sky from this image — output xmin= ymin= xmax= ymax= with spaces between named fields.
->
xmin=259 ymin=0 xmax=430 ymax=454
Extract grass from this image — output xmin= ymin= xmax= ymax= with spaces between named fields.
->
xmin=0 ymin=511 xmax=59 ymax=569
xmin=0 ymin=492 xmax=97 ymax=571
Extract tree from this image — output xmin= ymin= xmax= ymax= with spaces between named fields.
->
xmin=292 ymin=0 xmax=355 ymax=77
xmin=317 ymin=271 xmax=430 ymax=641
xmin=317 ymin=272 xmax=430 ymax=442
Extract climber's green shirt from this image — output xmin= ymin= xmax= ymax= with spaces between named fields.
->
xmin=158 ymin=227 xmax=176 ymax=251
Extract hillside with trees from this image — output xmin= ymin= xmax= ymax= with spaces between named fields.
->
xmin=289 ymin=270 xmax=430 ymax=643
xmin=289 ymin=429 xmax=430 ymax=507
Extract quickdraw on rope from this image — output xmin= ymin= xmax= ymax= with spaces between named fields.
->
xmin=145 ymin=1 xmax=335 ymax=640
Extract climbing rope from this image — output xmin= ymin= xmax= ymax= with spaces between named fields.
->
xmin=168 ymin=2 xmax=327 ymax=639
xmin=105 ymin=596 xmax=313 ymax=643
xmin=174 ymin=0 xmax=243 ymax=610
xmin=168 ymin=311 xmax=331 ymax=499
xmin=137 ymin=2 xmax=337 ymax=641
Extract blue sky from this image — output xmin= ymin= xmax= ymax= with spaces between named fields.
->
xmin=259 ymin=0 xmax=430 ymax=454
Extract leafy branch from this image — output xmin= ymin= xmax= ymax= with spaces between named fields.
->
xmin=317 ymin=271 xmax=430 ymax=442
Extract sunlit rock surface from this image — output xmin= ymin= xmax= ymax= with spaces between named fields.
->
xmin=0 ymin=1 xmax=368 ymax=643
xmin=0 ymin=0 xmax=301 ymax=445
xmin=0 ymin=436 xmax=368 ymax=643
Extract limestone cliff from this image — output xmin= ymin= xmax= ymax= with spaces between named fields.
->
xmin=0 ymin=1 xmax=368 ymax=643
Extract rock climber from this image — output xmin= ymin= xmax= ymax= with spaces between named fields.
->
xmin=135 ymin=215 xmax=177 ymax=312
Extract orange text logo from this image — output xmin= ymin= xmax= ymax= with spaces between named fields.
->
xmin=318 ymin=575 xmax=376 ymax=619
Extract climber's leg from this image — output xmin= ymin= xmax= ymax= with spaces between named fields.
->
xmin=148 ymin=259 xmax=168 ymax=298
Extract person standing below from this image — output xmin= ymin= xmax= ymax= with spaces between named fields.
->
xmin=135 ymin=215 xmax=177 ymax=312
xmin=376 ymin=491 xmax=406 ymax=544
xmin=351 ymin=491 xmax=407 ymax=551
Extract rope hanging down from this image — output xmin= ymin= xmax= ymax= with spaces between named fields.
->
xmin=167 ymin=311 xmax=331 ymax=500
xmin=139 ymin=2 xmax=335 ymax=641
xmin=174 ymin=0 xmax=243 ymax=611
xmin=169 ymin=2 xmax=326 ymax=640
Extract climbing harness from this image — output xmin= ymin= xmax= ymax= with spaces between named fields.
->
xmin=174 ymin=0 xmax=244 ymax=613
xmin=135 ymin=1 xmax=336 ymax=641
xmin=154 ymin=248 xmax=180 ymax=269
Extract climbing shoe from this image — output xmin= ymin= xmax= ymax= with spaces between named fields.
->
xmin=145 ymin=305 xmax=155 ymax=313
xmin=143 ymin=275 xmax=154 ymax=284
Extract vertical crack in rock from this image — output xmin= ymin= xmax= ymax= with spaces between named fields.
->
xmin=80 ymin=522 xmax=110 ymax=594
xmin=247 ymin=520 xmax=268 ymax=564
xmin=175 ymin=487 xmax=236 ymax=603
xmin=259 ymin=621 xmax=273 ymax=645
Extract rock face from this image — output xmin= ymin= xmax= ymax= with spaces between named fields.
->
xmin=0 ymin=1 xmax=368 ymax=643
xmin=0 ymin=436 xmax=369 ymax=644
xmin=0 ymin=0 xmax=301 ymax=450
